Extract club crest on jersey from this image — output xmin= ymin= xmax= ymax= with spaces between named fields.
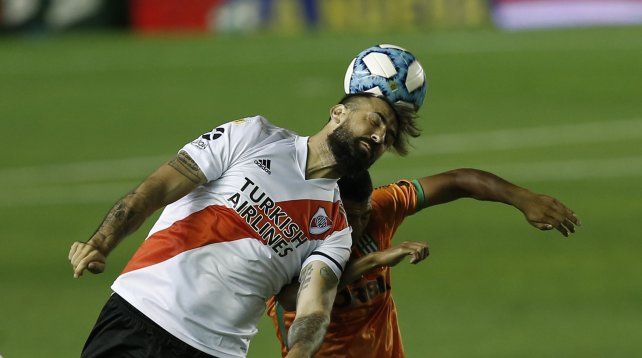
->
xmin=309 ymin=207 xmax=332 ymax=235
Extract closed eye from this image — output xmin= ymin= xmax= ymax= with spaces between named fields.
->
xmin=375 ymin=112 xmax=397 ymax=145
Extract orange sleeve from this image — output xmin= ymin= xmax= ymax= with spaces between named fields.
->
xmin=370 ymin=180 xmax=420 ymax=229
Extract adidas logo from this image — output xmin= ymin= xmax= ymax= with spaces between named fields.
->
xmin=254 ymin=159 xmax=271 ymax=174
xmin=309 ymin=207 xmax=332 ymax=235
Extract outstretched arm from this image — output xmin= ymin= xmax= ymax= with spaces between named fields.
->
xmin=68 ymin=151 xmax=206 ymax=278
xmin=339 ymin=241 xmax=429 ymax=286
xmin=417 ymin=168 xmax=581 ymax=236
xmin=285 ymin=261 xmax=339 ymax=358
xmin=276 ymin=241 xmax=429 ymax=311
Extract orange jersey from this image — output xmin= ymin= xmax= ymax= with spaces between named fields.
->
xmin=267 ymin=180 xmax=422 ymax=358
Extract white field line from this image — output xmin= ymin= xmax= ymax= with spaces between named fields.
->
xmin=2 ymin=118 xmax=640 ymax=187
xmin=407 ymin=118 xmax=642 ymax=156
xmin=1 ymin=182 xmax=139 ymax=207
xmin=0 ymin=155 xmax=168 ymax=187
xmin=3 ymin=155 xmax=642 ymax=207
xmin=1 ymin=118 xmax=641 ymax=206
xmin=374 ymin=155 xmax=642 ymax=184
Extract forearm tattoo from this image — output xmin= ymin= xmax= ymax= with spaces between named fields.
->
xmin=92 ymin=193 xmax=141 ymax=252
xmin=287 ymin=313 xmax=329 ymax=354
xmin=287 ymin=264 xmax=337 ymax=353
xmin=168 ymin=150 xmax=206 ymax=184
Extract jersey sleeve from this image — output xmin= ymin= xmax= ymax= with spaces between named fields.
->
xmin=179 ymin=116 xmax=266 ymax=182
xmin=301 ymin=189 xmax=352 ymax=280
xmin=301 ymin=226 xmax=352 ymax=281
xmin=371 ymin=179 xmax=420 ymax=229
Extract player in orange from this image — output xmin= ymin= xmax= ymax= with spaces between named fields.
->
xmin=267 ymin=168 xmax=580 ymax=357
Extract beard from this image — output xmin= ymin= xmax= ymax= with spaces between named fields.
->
xmin=327 ymin=122 xmax=373 ymax=174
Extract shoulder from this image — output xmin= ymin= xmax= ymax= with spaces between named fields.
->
xmin=204 ymin=115 xmax=297 ymax=147
xmin=372 ymin=180 xmax=415 ymax=204
xmin=235 ymin=115 xmax=298 ymax=144
xmin=371 ymin=179 xmax=419 ymax=215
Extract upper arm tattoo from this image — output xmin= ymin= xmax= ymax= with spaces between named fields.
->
xmin=320 ymin=266 xmax=338 ymax=287
xmin=168 ymin=150 xmax=207 ymax=185
xmin=288 ymin=263 xmax=337 ymax=353
xmin=296 ymin=264 xmax=338 ymax=302
xmin=297 ymin=263 xmax=314 ymax=301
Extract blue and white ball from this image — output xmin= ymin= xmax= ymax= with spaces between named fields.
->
xmin=344 ymin=44 xmax=427 ymax=110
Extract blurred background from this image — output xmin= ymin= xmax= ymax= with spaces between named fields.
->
xmin=1 ymin=0 xmax=641 ymax=357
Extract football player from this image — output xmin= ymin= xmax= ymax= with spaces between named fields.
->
xmin=268 ymin=169 xmax=580 ymax=357
xmin=68 ymin=93 xmax=419 ymax=358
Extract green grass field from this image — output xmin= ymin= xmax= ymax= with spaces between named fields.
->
xmin=1 ymin=27 xmax=641 ymax=357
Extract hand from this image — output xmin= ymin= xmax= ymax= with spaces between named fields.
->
xmin=68 ymin=239 xmax=107 ymax=278
xmin=373 ymin=241 xmax=430 ymax=268
xmin=515 ymin=191 xmax=581 ymax=237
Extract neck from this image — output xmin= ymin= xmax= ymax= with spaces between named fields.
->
xmin=306 ymin=132 xmax=342 ymax=179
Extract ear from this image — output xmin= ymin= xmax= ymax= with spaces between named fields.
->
xmin=330 ymin=104 xmax=347 ymax=124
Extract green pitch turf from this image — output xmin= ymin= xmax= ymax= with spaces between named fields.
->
xmin=1 ymin=27 xmax=641 ymax=357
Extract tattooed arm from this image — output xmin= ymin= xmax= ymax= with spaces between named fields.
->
xmin=285 ymin=261 xmax=339 ymax=358
xmin=68 ymin=151 xmax=206 ymax=278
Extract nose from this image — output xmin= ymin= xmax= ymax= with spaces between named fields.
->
xmin=370 ymin=128 xmax=386 ymax=144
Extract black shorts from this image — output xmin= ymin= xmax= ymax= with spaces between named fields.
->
xmin=82 ymin=293 xmax=216 ymax=358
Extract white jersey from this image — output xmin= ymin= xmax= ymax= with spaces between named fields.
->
xmin=111 ymin=116 xmax=351 ymax=357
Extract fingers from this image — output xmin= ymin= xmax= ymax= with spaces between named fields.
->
xmin=570 ymin=213 xmax=581 ymax=226
xmin=552 ymin=199 xmax=581 ymax=226
xmin=70 ymin=241 xmax=89 ymax=267
xmin=554 ymin=221 xmax=570 ymax=237
xmin=69 ymin=242 xmax=106 ymax=278
xmin=532 ymin=222 xmax=554 ymax=231
xmin=536 ymin=211 xmax=569 ymax=237
xmin=75 ymin=253 xmax=105 ymax=278
xmin=532 ymin=214 xmax=578 ymax=238
xmin=403 ymin=241 xmax=429 ymax=264
xmin=562 ymin=218 xmax=576 ymax=234
xmin=381 ymin=241 xmax=430 ymax=267
xmin=564 ymin=209 xmax=581 ymax=228
xmin=74 ymin=253 xmax=103 ymax=278
xmin=546 ymin=212 xmax=571 ymax=237
xmin=551 ymin=198 xmax=582 ymax=228
xmin=528 ymin=195 xmax=581 ymax=238
xmin=68 ymin=242 xmax=80 ymax=261
xmin=88 ymin=261 xmax=106 ymax=274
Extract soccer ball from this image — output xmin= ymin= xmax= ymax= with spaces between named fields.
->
xmin=344 ymin=44 xmax=427 ymax=110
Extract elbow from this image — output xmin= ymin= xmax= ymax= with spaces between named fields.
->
xmin=287 ymin=312 xmax=330 ymax=354
xmin=295 ymin=308 xmax=331 ymax=322
xmin=449 ymin=168 xmax=486 ymax=198
xmin=450 ymin=168 xmax=483 ymax=180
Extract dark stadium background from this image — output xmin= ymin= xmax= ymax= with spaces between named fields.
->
xmin=1 ymin=1 xmax=641 ymax=356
